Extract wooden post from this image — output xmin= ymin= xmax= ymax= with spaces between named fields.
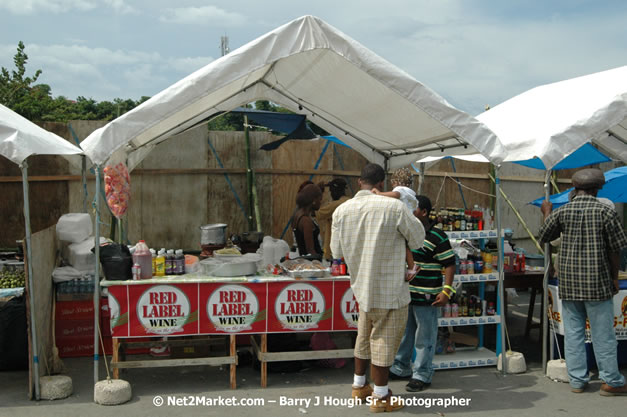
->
xmin=112 ymin=338 xmax=120 ymax=379
xmin=261 ymin=334 xmax=267 ymax=388
xmin=230 ymin=335 xmax=237 ymax=389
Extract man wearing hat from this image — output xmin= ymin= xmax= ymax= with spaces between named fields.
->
xmin=318 ymin=178 xmax=351 ymax=261
xmin=538 ymin=168 xmax=627 ymax=396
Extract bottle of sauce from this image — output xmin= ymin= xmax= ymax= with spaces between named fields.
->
xmin=155 ymin=249 xmax=166 ymax=276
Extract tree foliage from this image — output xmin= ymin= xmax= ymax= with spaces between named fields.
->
xmin=0 ymin=41 xmax=148 ymax=122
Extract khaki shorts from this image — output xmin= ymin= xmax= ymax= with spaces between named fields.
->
xmin=354 ymin=305 xmax=408 ymax=367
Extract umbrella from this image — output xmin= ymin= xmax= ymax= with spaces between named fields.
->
xmin=530 ymin=166 xmax=627 ymax=208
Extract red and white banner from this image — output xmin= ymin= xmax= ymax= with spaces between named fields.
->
xmin=106 ymin=279 xmax=358 ymax=337
xmin=548 ymin=285 xmax=627 ymax=341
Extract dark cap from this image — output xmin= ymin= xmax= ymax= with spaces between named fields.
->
xmin=571 ymin=168 xmax=605 ymax=190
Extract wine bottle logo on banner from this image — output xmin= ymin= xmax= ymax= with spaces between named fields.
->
xmin=137 ymin=285 xmax=190 ymax=335
xmin=207 ymin=285 xmax=259 ymax=332
xmin=340 ymin=287 xmax=359 ymax=328
xmin=275 ymin=283 xmax=325 ymax=331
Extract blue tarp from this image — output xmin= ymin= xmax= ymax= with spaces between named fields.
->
xmin=514 ymin=143 xmax=611 ymax=170
xmin=530 ymin=166 xmax=627 ymax=208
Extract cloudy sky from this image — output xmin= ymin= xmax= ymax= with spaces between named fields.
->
xmin=1 ymin=0 xmax=625 ymax=115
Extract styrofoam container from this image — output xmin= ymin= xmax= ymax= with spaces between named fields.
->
xmin=67 ymin=237 xmax=106 ymax=272
xmin=56 ymin=213 xmax=93 ymax=243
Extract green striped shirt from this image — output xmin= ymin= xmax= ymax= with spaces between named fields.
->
xmin=409 ymin=225 xmax=455 ymax=306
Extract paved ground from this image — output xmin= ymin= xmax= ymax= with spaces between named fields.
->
xmin=1 ymin=290 xmax=625 ymax=417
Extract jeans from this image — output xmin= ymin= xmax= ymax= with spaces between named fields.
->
xmin=562 ymin=299 xmax=625 ymax=389
xmin=389 ymin=305 xmax=438 ymax=383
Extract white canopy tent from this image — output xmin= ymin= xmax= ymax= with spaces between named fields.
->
xmin=477 ymin=65 xmax=627 ymax=169
xmin=81 ymin=15 xmax=513 ymax=381
xmin=81 ymin=15 xmax=506 ymax=171
xmin=477 ymin=65 xmax=627 ymax=374
xmin=0 ymin=103 xmax=84 ymax=400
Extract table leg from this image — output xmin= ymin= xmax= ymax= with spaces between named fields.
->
xmin=524 ymin=288 xmax=537 ymax=338
xmin=230 ymin=335 xmax=237 ymax=389
xmin=261 ymin=334 xmax=267 ymax=388
xmin=112 ymin=337 xmax=119 ymax=379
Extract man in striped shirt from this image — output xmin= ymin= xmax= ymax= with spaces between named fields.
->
xmin=389 ymin=195 xmax=456 ymax=392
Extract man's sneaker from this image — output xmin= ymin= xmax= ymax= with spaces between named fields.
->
xmin=388 ymin=371 xmax=410 ymax=381
xmin=599 ymin=383 xmax=627 ymax=396
xmin=405 ymin=378 xmax=430 ymax=392
xmin=351 ymin=384 xmax=373 ymax=400
xmin=369 ymin=390 xmax=404 ymax=413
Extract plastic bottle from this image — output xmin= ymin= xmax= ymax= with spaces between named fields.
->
xmin=331 ymin=259 xmax=340 ymax=276
xmin=132 ymin=240 xmax=152 ymax=279
xmin=165 ymin=249 xmax=174 ymax=275
xmin=150 ymin=249 xmax=156 ymax=276
xmin=175 ymin=249 xmax=185 ymax=275
xmin=155 ymin=249 xmax=166 ymax=276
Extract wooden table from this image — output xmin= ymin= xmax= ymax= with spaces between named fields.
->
xmin=503 ymin=271 xmax=545 ymax=338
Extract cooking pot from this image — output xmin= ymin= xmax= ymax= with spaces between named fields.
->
xmin=242 ymin=231 xmax=264 ymax=244
xmin=200 ymin=223 xmax=227 ymax=245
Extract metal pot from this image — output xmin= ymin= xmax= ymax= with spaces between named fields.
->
xmin=242 ymin=231 xmax=264 ymax=244
xmin=200 ymin=223 xmax=227 ymax=245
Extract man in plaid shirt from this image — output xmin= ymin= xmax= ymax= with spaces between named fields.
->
xmin=538 ymin=168 xmax=627 ymax=396
xmin=332 ymin=163 xmax=425 ymax=412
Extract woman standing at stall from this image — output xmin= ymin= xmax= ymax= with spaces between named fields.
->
xmin=292 ymin=183 xmax=324 ymax=259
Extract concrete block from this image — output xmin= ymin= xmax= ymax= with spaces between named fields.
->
xmin=497 ymin=351 xmax=527 ymax=374
xmin=546 ymin=359 xmax=569 ymax=382
xmin=40 ymin=375 xmax=73 ymax=400
xmin=94 ymin=379 xmax=132 ymax=405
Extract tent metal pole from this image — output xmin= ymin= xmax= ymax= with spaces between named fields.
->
xmin=542 ymin=170 xmax=552 ymax=375
xmin=93 ymin=165 xmax=101 ymax=387
xmin=418 ymin=163 xmax=425 ymax=195
xmin=21 ymin=161 xmax=40 ymax=400
xmin=495 ymin=165 xmax=507 ymax=374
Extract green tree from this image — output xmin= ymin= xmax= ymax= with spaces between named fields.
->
xmin=0 ymin=41 xmax=42 ymax=111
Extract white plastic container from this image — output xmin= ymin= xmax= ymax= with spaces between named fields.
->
xmin=67 ymin=237 xmax=106 ymax=272
xmin=56 ymin=213 xmax=93 ymax=243
xmin=260 ymin=236 xmax=290 ymax=267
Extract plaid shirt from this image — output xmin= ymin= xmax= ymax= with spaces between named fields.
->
xmin=331 ymin=190 xmax=425 ymax=312
xmin=538 ymin=195 xmax=627 ymax=301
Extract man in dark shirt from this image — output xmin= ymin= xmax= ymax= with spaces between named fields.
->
xmin=389 ymin=195 xmax=456 ymax=392
xmin=538 ymin=168 xmax=627 ymax=396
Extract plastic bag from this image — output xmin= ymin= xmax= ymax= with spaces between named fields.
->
xmin=94 ymin=242 xmax=132 ymax=280
xmin=104 ymin=162 xmax=131 ymax=218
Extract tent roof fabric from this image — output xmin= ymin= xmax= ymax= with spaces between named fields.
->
xmin=81 ymin=15 xmax=506 ymax=170
xmin=0 ymin=104 xmax=83 ymax=165
xmin=477 ymin=65 xmax=627 ymax=170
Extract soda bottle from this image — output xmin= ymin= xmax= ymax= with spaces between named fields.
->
xmin=150 ymin=249 xmax=156 ymax=275
xmin=165 ymin=249 xmax=174 ymax=275
xmin=175 ymin=249 xmax=185 ymax=275
xmin=132 ymin=240 xmax=152 ymax=279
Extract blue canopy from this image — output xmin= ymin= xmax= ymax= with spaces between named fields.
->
xmin=514 ymin=143 xmax=610 ymax=170
xmin=530 ymin=166 xmax=627 ymax=207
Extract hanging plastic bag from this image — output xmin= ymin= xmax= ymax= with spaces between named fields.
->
xmin=104 ymin=162 xmax=131 ymax=218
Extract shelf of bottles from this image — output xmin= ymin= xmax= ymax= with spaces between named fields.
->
xmin=434 ymin=221 xmax=502 ymax=370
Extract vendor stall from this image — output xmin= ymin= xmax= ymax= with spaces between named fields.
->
xmin=80 ymin=14 xmax=510 ymax=386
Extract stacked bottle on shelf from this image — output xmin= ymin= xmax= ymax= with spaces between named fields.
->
xmin=56 ymin=275 xmax=95 ymax=295
xmin=440 ymin=289 xmax=497 ymax=318
xmin=430 ymin=204 xmax=495 ymax=232
xmin=454 ymin=250 xmax=497 ymax=275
